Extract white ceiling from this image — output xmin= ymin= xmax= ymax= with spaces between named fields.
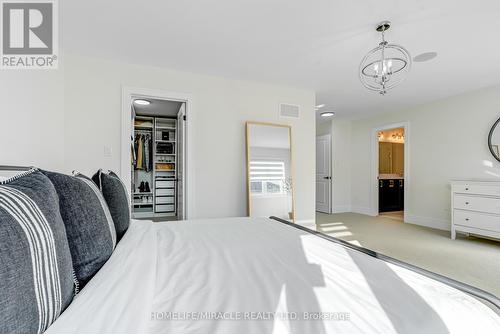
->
xmin=133 ymin=98 xmax=182 ymax=117
xmin=63 ymin=1 xmax=500 ymax=120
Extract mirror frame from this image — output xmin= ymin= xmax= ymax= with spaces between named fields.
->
xmin=488 ymin=117 xmax=500 ymax=163
xmin=245 ymin=121 xmax=295 ymax=223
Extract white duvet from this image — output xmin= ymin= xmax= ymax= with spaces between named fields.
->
xmin=46 ymin=218 xmax=500 ymax=334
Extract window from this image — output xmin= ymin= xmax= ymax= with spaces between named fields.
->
xmin=250 ymin=161 xmax=286 ymax=195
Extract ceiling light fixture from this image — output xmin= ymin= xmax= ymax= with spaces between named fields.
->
xmin=359 ymin=21 xmax=412 ymax=95
xmin=320 ymin=111 xmax=335 ymax=117
xmin=315 ymin=104 xmax=325 ymax=110
xmin=134 ymin=99 xmax=151 ymax=105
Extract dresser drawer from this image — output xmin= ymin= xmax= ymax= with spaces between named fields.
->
xmin=156 ymin=204 xmax=175 ymax=212
xmin=453 ymin=209 xmax=500 ymax=232
xmin=157 ymin=180 xmax=175 ymax=188
xmin=156 ymin=196 xmax=174 ymax=204
xmin=452 ymin=184 xmax=500 ymax=197
xmin=156 ymin=188 xmax=175 ymax=196
xmin=453 ymin=194 xmax=500 ymax=214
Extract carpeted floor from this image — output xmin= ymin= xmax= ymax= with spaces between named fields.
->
xmin=316 ymin=212 xmax=500 ymax=297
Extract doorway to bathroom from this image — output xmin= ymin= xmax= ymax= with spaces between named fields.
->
xmin=371 ymin=122 xmax=410 ymax=222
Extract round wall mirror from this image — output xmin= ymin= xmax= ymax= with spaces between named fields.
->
xmin=488 ymin=117 xmax=500 ymax=162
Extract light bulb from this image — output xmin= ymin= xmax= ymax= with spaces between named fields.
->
xmin=134 ymin=99 xmax=151 ymax=105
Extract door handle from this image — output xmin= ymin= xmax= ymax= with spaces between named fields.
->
xmin=323 ymin=176 xmax=331 ymax=180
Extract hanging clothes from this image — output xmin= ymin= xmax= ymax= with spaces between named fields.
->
xmin=133 ymin=132 xmax=153 ymax=172
xmin=134 ymin=134 xmax=140 ymax=167
xmin=144 ymin=133 xmax=151 ymax=172
xmin=136 ymin=134 xmax=144 ymax=169
xmin=131 ymin=136 xmax=136 ymax=166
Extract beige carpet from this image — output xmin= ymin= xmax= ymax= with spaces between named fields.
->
xmin=316 ymin=212 xmax=500 ymax=298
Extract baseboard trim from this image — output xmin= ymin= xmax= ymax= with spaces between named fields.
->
xmin=351 ymin=206 xmax=375 ymax=216
xmin=405 ymin=214 xmax=450 ymax=231
xmin=332 ymin=205 xmax=351 ymax=213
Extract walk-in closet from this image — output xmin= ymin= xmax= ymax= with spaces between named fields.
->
xmin=131 ymin=98 xmax=186 ymax=221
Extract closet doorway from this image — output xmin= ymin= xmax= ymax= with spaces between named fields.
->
xmin=122 ymin=91 xmax=190 ymax=222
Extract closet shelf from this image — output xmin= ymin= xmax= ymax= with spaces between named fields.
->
xmin=133 ymin=192 xmax=153 ymax=195
xmin=156 ymin=126 xmax=176 ymax=130
xmin=156 ymin=140 xmax=176 ymax=143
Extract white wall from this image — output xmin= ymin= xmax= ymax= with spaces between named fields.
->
xmin=331 ymin=119 xmax=352 ymax=213
xmin=62 ymin=54 xmax=315 ymax=222
xmin=349 ymin=85 xmax=500 ymax=229
xmin=0 ymin=70 xmax=65 ymax=171
xmin=316 ymin=121 xmax=331 ymax=137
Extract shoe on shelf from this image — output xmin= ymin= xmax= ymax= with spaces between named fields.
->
xmin=145 ymin=181 xmax=151 ymax=193
xmin=139 ymin=181 xmax=145 ymax=193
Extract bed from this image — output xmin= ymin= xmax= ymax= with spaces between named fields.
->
xmin=44 ymin=217 xmax=500 ymax=334
xmin=1 ymin=165 xmax=498 ymax=333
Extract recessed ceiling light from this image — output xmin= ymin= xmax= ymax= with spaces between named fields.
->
xmin=321 ymin=111 xmax=335 ymax=117
xmin=315 ymin=104 xmax=325 ymax=109
xmin=413 ymin=52 xmax=438 ymax=62
xmin=134 ymin=99 xmax=151 ymax=105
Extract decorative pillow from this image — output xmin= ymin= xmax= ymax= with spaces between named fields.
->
xmin=0 ymin=169 xmax=75 ymax=333
xmin=42 ymin=170 xmax=116 ymax=289
xmin=92 ymin=170 xmax=130 ymax=241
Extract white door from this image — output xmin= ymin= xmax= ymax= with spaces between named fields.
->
xmin=316 ymin=134 xmax=331 ymax=213
xmin=177 ymin=103 xmax=186 ymax=220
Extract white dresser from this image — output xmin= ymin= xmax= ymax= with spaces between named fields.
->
xmin=450 ymin=180 xmax=500 ymax=240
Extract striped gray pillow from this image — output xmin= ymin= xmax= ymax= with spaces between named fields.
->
xmin=0 ymin=169 xmax=75 ymax=333
xmin=42 ymin=170 xmax=116 ymax=289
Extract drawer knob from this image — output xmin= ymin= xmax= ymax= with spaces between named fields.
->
xmin=465 ymin=187 xmax=469 ymax=191
xmin=465 ymin=218 xmax=470 ymax=221
xmin=465 ymin=202 xmax=469 ymax=205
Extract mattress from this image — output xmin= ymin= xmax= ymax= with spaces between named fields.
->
xmin=46 ymin=218 xmax=500 ymax=334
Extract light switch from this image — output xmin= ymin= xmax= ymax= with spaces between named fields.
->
xmin=104 ymin=146 xmax=112 ymax=157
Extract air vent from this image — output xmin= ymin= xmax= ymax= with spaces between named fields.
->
xmin=279 ymin=103 xmax=300 ymax=118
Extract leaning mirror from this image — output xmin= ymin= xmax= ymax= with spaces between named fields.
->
xmin=246 ymin=122 xmax=295 ymax=222
xmin=488 ymin=117 xmax=500 ymax=162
